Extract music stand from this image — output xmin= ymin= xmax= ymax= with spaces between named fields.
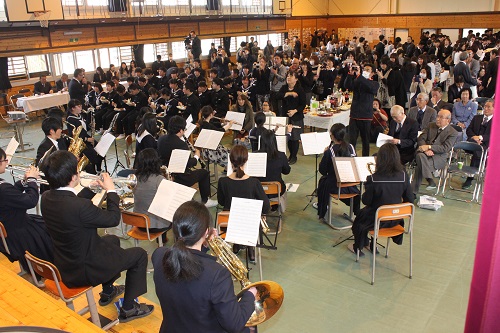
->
xmin=303 ymin=153 xmax=320 ymax=210
xmin=103 ymin=113 xmax=125 ymax=176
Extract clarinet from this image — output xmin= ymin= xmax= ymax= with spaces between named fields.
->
xmin=183 ymin=135 xmax=206 ymax=169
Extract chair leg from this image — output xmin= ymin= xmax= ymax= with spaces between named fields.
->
xmin=158 ymin=236 xmax=164 ymax=247
xmin=385 ymin=238 xmax=390 ymax=258
xmin=134 ymin=239 xmax=139 ymax=247
xmin=85 ymin=289 xmax=102 ymax=327
xmin=328 ymin=196 xmax=332 ymax=226
xmin=348 ymin=197 xmax=354 ymax=221
xmin=356 ymin=249 xmax=359 ymax=262
xmin=371 ymin=235 xmax=377 ymax=285
xmin=66 ymin=300 xmax=75 ymax=311
xmin=409 ymin=231 xmax=413 ymax=279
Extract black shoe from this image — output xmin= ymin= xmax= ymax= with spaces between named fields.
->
xmin=98 ymin=285 xmax=125 ymax=306
xmin=232 ymin=244 xmax=240 ymax=254
xmin=288 ymin=156 xmax=297 ymax=165
xmin=248 ymin=247 xmax=256 ymax=264
xmin=462 ymin=179 xmax=473 ymax=190
xmin=119 ymin=302 xmax=154 ymax=323
xmin=425 ymin=179 xmax=437 ymax=190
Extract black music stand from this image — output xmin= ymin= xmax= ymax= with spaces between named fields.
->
xmin=110 ymin=139 xmax=126 ymax=176
xmin=303 ymin=153 xmax=320 ymax=210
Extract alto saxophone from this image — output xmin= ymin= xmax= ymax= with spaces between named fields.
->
xmin=65 ymin=122 xmax=90 ymax=172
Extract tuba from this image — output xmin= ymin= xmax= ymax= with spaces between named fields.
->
xmin=207 ymin=236 xmax=284 ymax=326
xmin=65 ymin=124 xmax=90 ymax=172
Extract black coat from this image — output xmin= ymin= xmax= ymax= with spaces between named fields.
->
xmin=388 ymin=117 xmax=419 ymax=165
xmin=482 ymin=57 xmax=498 ymax=98
xmin=68 ymin=78 xmax=87 ymax=105
xmin=276 ymin=83 xmax=305 ymax=122
xmin=41 ymin=189 xmax=122 ymax=287
xmin=34 ymin=81 xmax=53 ymax=95
xmin=157 ymin=133 xmax=197 ymax=173
xmin=152 ymin=247 xmax=255 ymax=333
xmin=344 ymin=74 xmax=379 ymax=119
xmin=211 ymin=89 xmax=230 ymax=118
xmin=55 ymin=79 xmax=69 ymax=92
xmin=36 ymin=137 xmax=68 ymax=166
xmin=453 ymin=62 xmax=478 ymax=86
xmin=380 ymin=68 xmax=407 ymax=107
xmin=466 ymin=114 xmax=492 ymax=166
xmin=256 ymin=152 xmax=291 ymax=195
xmin=182 ymin=92 xmax=201 ymax=122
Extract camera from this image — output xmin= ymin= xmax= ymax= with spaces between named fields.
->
xmin=414 ymin=75 xmax=420 ymax=82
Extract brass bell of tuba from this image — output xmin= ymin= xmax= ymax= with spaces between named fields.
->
xmin=207 ymin=236 xmax=284 ymax=326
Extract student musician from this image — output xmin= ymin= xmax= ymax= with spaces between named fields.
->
xmin=66 ymin=99 xmax=103 ymax=174
xmin=157 ymin=116 xmax=217 ymax=208
xmin=249 ymin=112 xmax=267 ymax=152
xmin=36 ymin=117 xmax=68 ymax=166
xmin=157 ymin=88 xmax=180 ymax=129
xmin=116 ymin=83 xmax=148 ymax=140
xmin=97 ymin=81 xmax=120 ymax=134
xmin=135 ymin=113 xmax=159 ymax=167
xmin=230 ymin=94 xmax=255 ymax=146
xmin=316 ymin=123 xmax=360 ymax=223
xmin=179 ymin=81 xmax=201 ymax=122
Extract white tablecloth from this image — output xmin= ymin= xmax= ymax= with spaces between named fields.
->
xmin=304 ymin=110 xmax=351 ymax=130
xmin=17 ymin=92 xmax=71 ymax=113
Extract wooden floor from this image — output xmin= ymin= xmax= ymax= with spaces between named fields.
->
xmin=0 ymin=255 xmax=164 ymax=333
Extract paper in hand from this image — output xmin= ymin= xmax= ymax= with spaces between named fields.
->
xmin=225 ymin=197 xmax=263 ymax=246
xmin=5 ymin=137 xmax=19 ymax=162
xmin=168 ymin=149 xmax=191 ymax=173
xmin=184 ymin=115 xmax=197 ymax=138
xmin=148 ymin=179 xmax=197 ymax=221
xmin=376 ymin=132 xmax=393 ymax=148
xmin=94 ymin=133 xmax=116 ymax=157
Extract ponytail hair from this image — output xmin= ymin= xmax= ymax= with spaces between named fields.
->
xmin=230 ymin=144 xmax=248 ymax=179
xmin=162 ymin=201 xmax=211 ymax=282
xmin=330 ymin=123 xmax=350 ymax=157
xmin=198 ymin=105 xmax=214 ymax=126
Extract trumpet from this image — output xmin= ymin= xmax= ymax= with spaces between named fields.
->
xmin=212 ymin=116 xmax=242 ymax=126
xmin=7 ymin=165 xmax=49 ymax=185
xmin=79 ymin=172 xmax=137 ymax=191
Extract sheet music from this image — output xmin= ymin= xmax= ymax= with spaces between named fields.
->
xmin=168 ymin=149 xmax=191 ymax=173
xmin=354 ymin=156 xmax=376 ymax=182
xmin=94 ymin=133 xmax=116 ymax=157
xmin=5 ymin=137 xmax=19 ymax=162
xmin=300 ymin=132 xmax=331 ymax=155
xmin=148 ymin=179 xmax=197 ymax=221
xmin=376 ymin=133 xmax=393 ymax=148
xmin=335 ymin=160 xmax=358 ymax=182
xmin=418 ymin=131 xmax=423 ymax=138
xmin=265 ymin=116 xmax=287 ymax=136
xmin=286 ymin=183 xmax=300 ymax=192
xmin=194 ymin=129 xmax=225 ymax=150
xmin=225 ymin=111 xmax=245 ymax=131
xmin=276 ymin=135 xmax=287 ymax=153
xmin=227 ymin=153 xmax=267 ymax=177
xmin=225 ymin=197 xmax=263 ymax=246
xmin=184 ymin=115 xmax=197 ymax=138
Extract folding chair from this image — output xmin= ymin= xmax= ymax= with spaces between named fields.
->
xmin=121 ymin=211 xmax=167 ymax=247
xmin=440 ymin=141 xmax=486 ymax=203
xmin=0 ymin=221 xmax=26 ymax=275
xmin=260 ymin=181 xmax=282 ymax=235
xmin=356 ymin=203 xmax=415 ymax=285
xmin=25 ymin=251 xmax=118 ymax=330
xmin=9 ymin=93 xmax=26 ymax=112
xmin=326 ymin=182 xmax=360 ymax=247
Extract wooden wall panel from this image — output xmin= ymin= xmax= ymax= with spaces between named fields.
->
xmin=225 ymin=20 xmax=248 ymax=34
xmin=50 ymin=27 xmax=96 ymax=47
xmin=135 ymin=23 xmax=169 ymax=40
xmin=199 ymin=21 xmax=225 ymax=36
xmin=169 ymin=22 xmax=194 ymax=37
xmin=268 ymin=18 xmax=286 ymax=31
xmin=316 ymin=18 xmax=329 ymax=30
xmin=247 ymin=19 xmax=268 ymax=32
xmin=96 ymin=25 xmax=135 ymax=43
xmin=301 ymin=18 xmax=317 ymax=30
xmin=0 ymin=34 xmax=50 ymax=52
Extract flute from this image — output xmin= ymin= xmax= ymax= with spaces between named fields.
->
xmin=212 ymin=116 xmax=242 ymax=126
xmin=182 ymin=135 xmax=206 ymax=169
xmin=274 ymin=123 xmax=301 ymax=128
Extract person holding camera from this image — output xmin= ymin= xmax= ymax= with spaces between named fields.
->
xmin=252 ymin=57 xmax=271 ymax=111
xmin=338 ymin=52 xmax=357 ymax=91
xmin=269 ymin=53 xmax=288 ymax=116
xmin=409 ymin=68 xmax=433 ymax=108
xmin=213 ymin=49 xmax=231 ymax=78
xmin=316 ymin=56 xmax=338 ymax=100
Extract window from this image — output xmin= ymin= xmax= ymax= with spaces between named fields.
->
xmin=0 ymin=0 xmax=7 ymax=21
xmin=108 ymin=48 xmax=120 ymax=68
xmin=87 ymin=0 xmax=108 ymax=5
xmin=236 ymin=36 xmax=248 ymax=49
xmin=155 ymin=43 xmax=169 ymax=59
xmin=119 ymin=46 xmax=133 ymax=64
xmin=7 ymin=57 xmax=27 ymax=77
xmin=191 ymin=0 xmax=206 ymax=5
xmin=26 ymin=55 xmax=50 ymax=75
xmin=171 ymin=41 xmax=187 ymax=60
xmin=75 ymin=50 xmax=95 ymax=71
xmin=462 ymin=28 xmax=485 ymax=38
xmin=143 ymin=44 xmax=156 ymax=63
xmin=61 ymin=0 xmax=83 ymax=5
xmin=268 ymin=33 xmax=283 ymax=48
xmin=201 ymin=38 xmax=220 ymax=57
xmin=53 ymin=53 xmax=75 ymax=76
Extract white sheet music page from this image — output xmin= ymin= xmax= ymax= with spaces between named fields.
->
xmin=194 ymin=129 xmax=224 ymax=150
xmin=94 ymin=133 xmax=116 ymax=157
xmin=246 ymin=153 xmax=267 ymax=177
xmin=5 ymin=137 xmax=19 ymax=162
xmin=225 ymin=197 xmax=263 ymax=246
xmin=316 ymin=132 xmax=331 ymax=153
xmin=269 ymin=116 xmax=287 ymax=136
xmin=354 ymin=156 xmax=376 ymax=182
xmin=335 ymin=160 xmax=358 ymax=182
xmin=148 ymin=179 xmax=197 ymax=221
xmin=376 ymin=133 xmax=393 ymax=148
xmin=300 ymin=132 xmax=331 ymax=155
xmin=276 ymin=135 xmax=287 ymax=153
xmin=168 ymin=149 xmax=191 ymax=173
xmin=225 ymin=111 xmax=246 ymax=131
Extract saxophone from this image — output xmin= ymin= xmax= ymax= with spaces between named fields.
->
xmin=65 ymin=123 xmax=90 ymax=172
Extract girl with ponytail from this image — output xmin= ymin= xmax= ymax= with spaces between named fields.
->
xmin=152 ymin=200 xmax=257 ymax=333
xmin=217 ymin=145 xmax=270 ymax=262
xmin=316 ymin=123 xmax=361 ymax=222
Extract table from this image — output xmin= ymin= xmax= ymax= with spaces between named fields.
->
xmin=16 ymin=93 xmax=70 ymax=113
xmin=304 ymin=109 xmax=351 ymax=130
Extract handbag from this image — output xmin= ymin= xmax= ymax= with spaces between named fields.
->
xmin=444 ymin=55 xmax=453 ymax=66
xmin=377 ymin=69 xmax=395 ymax=109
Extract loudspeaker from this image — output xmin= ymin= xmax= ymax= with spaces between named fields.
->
xmin=206 ymin=0 xmax=219 ymax=10
xmin=109 ymin=0 xmax=127 ymax=12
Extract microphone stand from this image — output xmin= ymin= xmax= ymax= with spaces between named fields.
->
xmin=303 ymin=153 xmax=320 ymax=210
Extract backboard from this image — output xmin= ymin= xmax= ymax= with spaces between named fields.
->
xmin=5 ymin=0 xmax=64 ymax=22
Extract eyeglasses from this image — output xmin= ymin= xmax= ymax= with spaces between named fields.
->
xmin=0 ymin=159 xmax=8 ymax=163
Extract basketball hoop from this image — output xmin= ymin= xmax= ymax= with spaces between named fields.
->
xmin=33 ymin=10 xmax=51 ymax=28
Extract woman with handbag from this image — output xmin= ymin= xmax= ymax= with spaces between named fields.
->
xmin=370 ymin=98 xmax=389 ymax=142
xmin=376 ymin=57 xmax=407 ymax=110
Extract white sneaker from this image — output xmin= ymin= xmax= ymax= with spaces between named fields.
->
xmin=204 ymin=199 xmax=218 ymax=208
xmin=116 ymin=134 xmax=126 ymax=140
xmin=131 ymin=133 xmax=136 ymax=141
xmin=312 ymin=202 xmax=318 ymax=209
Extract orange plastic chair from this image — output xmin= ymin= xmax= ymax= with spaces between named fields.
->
xmin=215 ymin=211 xmax=230 ymax=239
xmin=356 ymin=203 xmax=415 ymax=285
xmin=260 ymin=181 xmax=282 ymax=234
xmin=121 ymin=211 xmax=167 ymax=247
xmin=24 ymin=251 xmax=118 ymax=330
xmin=0 ymin=221 xmax=26 ymax=275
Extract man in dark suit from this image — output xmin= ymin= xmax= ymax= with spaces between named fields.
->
xmin=157 ymin=116 xmax=216 ymax=208
xmin=407 ymin=93 xmax=437 ymax=131
xmin=41 ymin=150 xmax=154 ymax=323
xmin=55 ymin=73 xmax=69 ymax=92
xmin=180 ymin=81 xmax=201 ymax=123
xmin=68 ymin=68 xmax=87 ymax=105
xmin=375 ymin=35 xmax=385 ymax=57
xmin=453 ymin=52 xmax=478 ymax=88
xmin=156 ymin=67 xmax=169 ymax=91
xmin=411 ymin=109 xmax=458 ymax=193
xmin=33 ymin=75 xmax=53 ymax=95
xmin=482 ymin=49 xmax=498 ymax=98
xmin=403 ymin=37 xmax=415 ymax=58
xmin=389 ymin=105 xmax=419 ymax=165
xmin=344 ymin=63 xmax=380 ymax=156
xmin=151 ymin=55 xmax=164 ymax=76
xmin=429 ymin=87 xmax=451 ymax=111
xmin=447 ymin=75 xmax=470 ymax=103
xmin=462 ymin=99 xmax=494 ymax=189
xmin=189 ymin=30 xmax=202 ymax=61
xmin=36 ymin=117 xmax=67 ymax=166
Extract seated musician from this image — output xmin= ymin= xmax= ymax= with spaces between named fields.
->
xmin=388 ymin=105 xmax=419 ymax=165
xmin=179 ymin=81 xmax=201 ymax=122
xmin=169 ymin=78 xmax=184 ymax=101
xmin=316 ymin=123 xmax=361 ymax=223
xmin=134 ymin=148 xmax=171 ymax=244
xmin=211 ymin=78 xmax=230 ymax=119
xmin=147 ymin=87 xmax=162 ymax=114
xmin=249 ymin=112 xmax=267 ymax=152
xmin=96 ymin=81 xmax=119 ymax=135
xmin=41 ymin=150 xmax=154 ymax=322
xmin=217 ymin=145 xmax=271 ymax=262
xmin=33 ymin=75 xmax=54 ymax=95
xmin=152 ymin=201 xmax=256 ymax=333
xmin=111 ymin=84 xmax=133 ymax=138
xmin=230 ymin=94 xmax=255 ymax=147
xmin=157 ymin=116 xmax=217 ymax=208
xmin=198 ymin=81 xmax=213 ymax=107
xmin=411 ymin=109 xmax=458 ymax=193
xmin=116 ymin=83 xmax=148 ymax=140
xmin=36 ymin=117 xmax=68 ymax=166
xmin=0 ymin=148 xmax=53 ymax=271
xmin=349 ymin=143 xmax=414 ymax=256
xmin=138 ymin=76 xmax=152 ymax=97
xmin=86 ymin=83 xmax=104 ymax=110
xmin=197 ymin=105 xmax=233 ymax=169
xmin=135 ymin=113 xmax=159 ymax=167
xmin=462 ymin=98 xmax=494 ymax=190
xmin=157 ymin=88 xmax=180 ymax=129
xmin=66 ymin=99 xmax=103 ymax=174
